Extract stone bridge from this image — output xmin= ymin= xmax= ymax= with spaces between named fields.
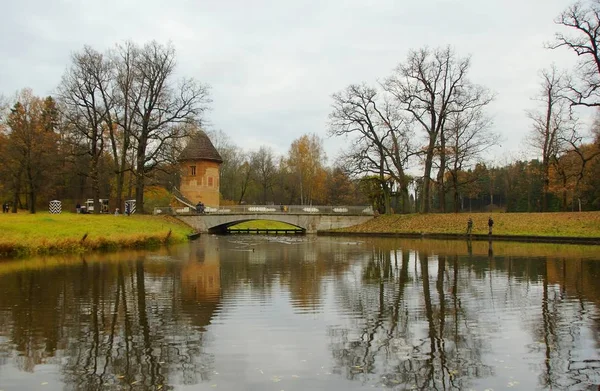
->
xmin=162 ymin=205 xmax=374 ymax=234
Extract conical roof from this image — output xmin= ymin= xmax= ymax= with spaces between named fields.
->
xmin=178 ymin=131 xmax=223 ymax=163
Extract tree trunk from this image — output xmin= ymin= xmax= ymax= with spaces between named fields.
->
xmin=135 ymin=137 xmax=147 ymax=213
xmin=30 ymin=191 xmax=36 ymax=214
xmin=542 ymin=162 xmax=549 ymax=212
xmin=113 ymin=139 xmax=130 ymax=212
xmin=422 ymin=146 xmax=435 ymax=214
xmin=452 ymin=172 xmax=460 ymax=213
xmin=437 ymin=131 xmax=446 ymax=212
xmin=90 ymin=157 xmax=101 ymax=214
xmin=27 ymin=165 xmax=37 ymax=214
xmin=400 ymin=186 xmax=410 ymax=214
xmin=135 ymin=169 xmax=145 ymax=214
xmin=12 ymin=190 xmax=19 ymax=214
xmin=12 ymin=166 xmax=23 ymax=213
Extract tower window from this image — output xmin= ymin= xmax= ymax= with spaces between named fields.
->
xmin=189 ymin=166 xmax=196 ymax=176
xmin=208 ymin=177 xmax=213 ymax=187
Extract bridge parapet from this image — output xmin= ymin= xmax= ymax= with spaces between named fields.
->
xmin=154 ymin=205 xmax=374 ymax=216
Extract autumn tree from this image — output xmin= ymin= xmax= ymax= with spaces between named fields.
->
xmin=273 ymin=157 xmax=298 ymax=205
xmin=5 ymin=90 xmax=59 ymax=213
xmin=551 ymin=125 xmax=600 ymax=210
xmin=0 ymin=96 xmax=9 ymax=201
xmin=384 ymin=46 xmax=494 ymax=213
xmin=287 ymin=134 xmax=327 ymax=205
xmin=325 ymin=165 xmax=364 ymax=205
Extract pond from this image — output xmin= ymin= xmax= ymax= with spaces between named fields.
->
xmin=0 ymin=236 xmax=599 ymax=390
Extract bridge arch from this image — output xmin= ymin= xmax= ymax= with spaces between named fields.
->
xmin=177 ymin=213 xmax=373 ymax=234
xmin=205 ymin=218 xmax=305 ymax=235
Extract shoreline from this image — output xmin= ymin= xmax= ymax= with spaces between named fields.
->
xmin=317 ymin=231 xmax=600 ymax=245
xmin=0 ymin=214 xmax=193 ymax=258
xmin=318 ymin=212 xmax=600 ymax=246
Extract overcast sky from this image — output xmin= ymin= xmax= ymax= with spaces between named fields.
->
xmin=0 ymin=0 xmax=586 ymax=166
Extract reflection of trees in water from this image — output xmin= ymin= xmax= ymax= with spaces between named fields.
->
xmin=1 ymin=238 xmax=599 ymax=389
xmin=0 ymin=257 xmax=216 ymax=390
xmin=328 ymin=243 xmax=600 ymax=390
xmin=529 ymin=258 xmax=600 ymax=389
xmin=218 ymin=237 xmax=353 ymax=312
xmin=329 ymin=249 xmax=498 ymax=390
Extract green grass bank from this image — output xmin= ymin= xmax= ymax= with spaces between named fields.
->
xmin=0 ymin=212 xmax=194 ymax=257
xmin=329 ymin=211 xmax=600 ymax=243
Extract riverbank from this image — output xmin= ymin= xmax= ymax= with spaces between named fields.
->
xmin=0 ymin=213 xmax=193 ymax=257
xmin=324 ymin=212 xmax=600 ymax=245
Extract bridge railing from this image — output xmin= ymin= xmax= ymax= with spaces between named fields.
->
xmin=153 ymin=205 xmax=374 ymax=216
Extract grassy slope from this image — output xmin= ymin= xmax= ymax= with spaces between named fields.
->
xmin=0 ymin=212 xmax=193 ymax=256
xmin=338 ymin=212 xmax=600 ymax=238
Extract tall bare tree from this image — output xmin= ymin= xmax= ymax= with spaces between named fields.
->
xmin=384 ymin=46 xmax=493 ymax=213
xmin=329 ymin=84 xmax=392 ymax=213
xmin=108 ymin=41 xmax=139 ymax=211
xmin=58 ymin=46 xmax=113 ymax=213
xmin=527 ymin=66 xmax=577 ymax=211
xmin=128 ymin=42 xmax=211 ymax=212
xmin=329 ymin=84 xmax=414 ymax=213
xmin=550 ymin=0 xmax=600 ymax=107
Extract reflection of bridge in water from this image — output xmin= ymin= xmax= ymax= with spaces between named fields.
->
xmin=154 ymin=205 xmax=375 ymax=234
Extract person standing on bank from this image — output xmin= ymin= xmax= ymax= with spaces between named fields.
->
xmin=488 ymin=216 xmax=494 ymax=235
xmin=466 ymin=217 xmax=473 ymax=235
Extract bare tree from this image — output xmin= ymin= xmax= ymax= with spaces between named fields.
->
xmin=250 ymin=146 xmax=277 ymax=204
xmin=108 ymin=41 xmax=140 ymax=211
xmin=329 ymin=84 xmax=396 ymax=213
xmin=206 ymin=129 xmax=247 ymax=204
xmin=128 ymin=41 xmax=211 ymax=213
xmin=384 ymin=46 xmax=493 ymax=213
xmin=550 ymin=0 xmax=600 ymax=107
xmin=446 ymin=106 xmax=497 ymax=212
xmin=58 ymin=46 xmax=113 ymax=213
xmin=377 ymin=99 xmax=415 ymax=213
xmin=527 ymin=66 xmax=577 ymax=211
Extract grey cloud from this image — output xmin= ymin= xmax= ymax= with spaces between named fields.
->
xmin=0 ymin=0 xmax=587 ymax=162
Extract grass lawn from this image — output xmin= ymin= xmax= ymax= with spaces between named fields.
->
xmin=0 ymin=212 xmax=194 ymax=257
xmin=337 ymin=211 xmax=600 ymax=238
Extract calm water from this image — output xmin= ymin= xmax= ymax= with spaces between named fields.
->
xmin=0 ymin=236 xmax=599 ymax=390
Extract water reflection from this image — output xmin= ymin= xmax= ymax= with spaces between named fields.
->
xmin=0 ymin=237 xmax=598 ymax=390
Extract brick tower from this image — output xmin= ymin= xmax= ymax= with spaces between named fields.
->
xmin=178 ymin=131 xmax=223 ymax=208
